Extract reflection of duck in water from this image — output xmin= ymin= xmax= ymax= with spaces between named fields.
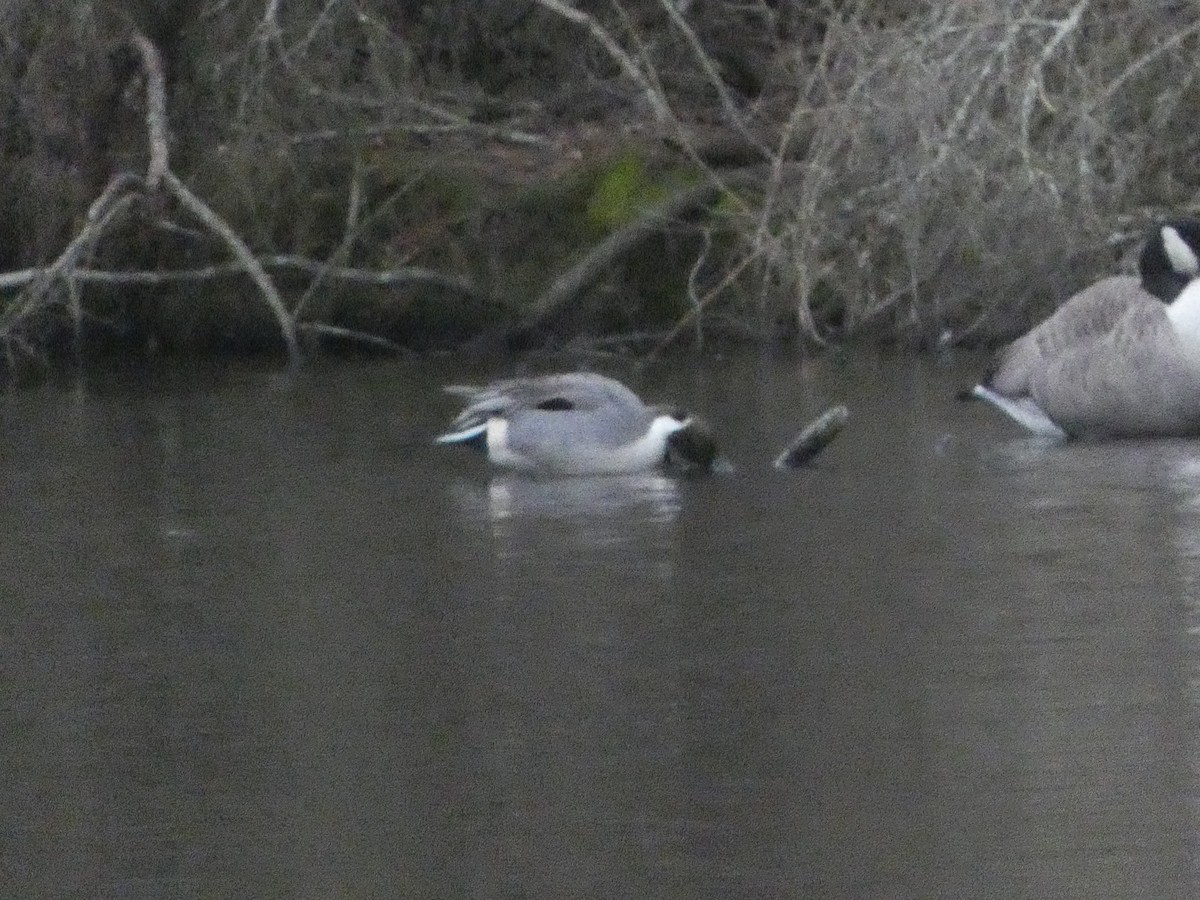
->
xmin=436 ymin=372 xmax=721 ymax=475
xmin=971 ymin=218 xmax=1200 ymax=439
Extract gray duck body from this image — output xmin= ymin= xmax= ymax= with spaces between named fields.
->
xmin=437 ymin=372 xmax=716 ymax=475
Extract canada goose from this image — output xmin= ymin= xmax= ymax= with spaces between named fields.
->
xmin=972 ymin=218 xmax=1200 ymax=439
xmin=435 ymin=372 xmax=720 ymax=475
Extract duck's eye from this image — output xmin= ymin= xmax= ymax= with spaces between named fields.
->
xmin=537 ymin=397 xmax=575 ymax=411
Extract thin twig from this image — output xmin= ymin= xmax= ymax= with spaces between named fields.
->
xmin=530 ymin=0 xmax=673 ymax=123
xmin=643 ymin=243 xmax=761 ymax=363
xmin=1019 ymin=0 xmax=1088 ymax=166
xmin=295 ymin=321 xmax=407 ymax=353
xmin=511 ymin=179 xmax=725 ymax=339
xmin=1084 ymin=17 xmax=1200 ymax=116
xmin=655 ymin=0 xmax=769 ymax=160
xmin=686 ymin=226 xmax=714 ymax=350
xmin=293 ymin=155 xmax=365 ymax=320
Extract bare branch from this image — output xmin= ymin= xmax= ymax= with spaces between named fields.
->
xmin=128 ymin=31 xmax=169 ymax=189
xmin=655 ymin=0 xmax=769 ymax=160
xmin=511 ymin=178 xmax=732 ymax=340
xmin=1 ymin=256 xmax=481 ymax=297
xmin=293 ymin=156 xmax=365 ymax=320
xmin=1085 ymin=17 xmax=1200 ymax=115
xmin=643 ymin=243 xmax=761 ymax=362
xmin=0 ymin=175 xmax=141 ymax=333
xmin=296 ymin=321 xmax=407 ymax=353
xmin=163 ymin=169 xmax=300 ymax=364
xmin=1019 ymin=0 xmax=1088 ymax=165
xmin=530 ymin=0 xmax=673 ymax=122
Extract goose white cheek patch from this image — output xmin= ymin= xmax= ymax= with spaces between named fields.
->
xmin=1162 ymin=225 xmax=1200 ymax=275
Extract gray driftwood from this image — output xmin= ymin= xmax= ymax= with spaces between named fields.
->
xmin=773 ymin=405 xmax=849 ymax=469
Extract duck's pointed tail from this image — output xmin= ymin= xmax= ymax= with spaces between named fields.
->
xmin=434 ymin=423 xmax=488 ymax=445
xmin=971 ymin=385 xmax=1067 ymax=438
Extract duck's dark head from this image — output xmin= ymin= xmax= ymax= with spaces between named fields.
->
xmin=662 ymin=413 xmax=723 ymax=474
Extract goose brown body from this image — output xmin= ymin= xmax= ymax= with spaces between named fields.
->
xmin=974 ymin=219 xmax=1200 ymax=439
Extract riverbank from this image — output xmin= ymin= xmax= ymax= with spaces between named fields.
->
xmin=2 ymin=2 xmax=1197 ymax=370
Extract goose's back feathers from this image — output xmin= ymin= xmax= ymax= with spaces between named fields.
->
xmin=974 ymin=218 xmax=1200 ymax=439
xmin=1032 ymin=299 xmax=1200 ymax=438
xmin=984 ymin=275 xmax=1147 ymax=397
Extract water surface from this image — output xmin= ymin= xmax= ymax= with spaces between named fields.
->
xmin=2 ymin=352 xmax=1198 ymax=898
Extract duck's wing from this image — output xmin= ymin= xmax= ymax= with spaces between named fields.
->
xmin=506 ymin=373 xmax=648 ymax=413
xmin=984 ymin=275 xmax=1148 ymax=396
xmin=502 ymin=374 xmax=655 ymax=452
xmin=439 ymin=373 xmax=650 ymax=441
xmin=1031 ymin=300 xmax=1200 ymax=437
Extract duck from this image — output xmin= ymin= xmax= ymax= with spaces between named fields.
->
xmin=971 ymin=217 xmax=1200 ymax=439
xmin=435 ymin=372 xmax=720 ymax=475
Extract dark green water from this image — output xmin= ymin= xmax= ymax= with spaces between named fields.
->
xmin=2 ymin=352 xmax=1198 ymax=898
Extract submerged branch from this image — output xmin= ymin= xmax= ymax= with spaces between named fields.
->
xmin=774 ymin=405 xmax=850 ymax=469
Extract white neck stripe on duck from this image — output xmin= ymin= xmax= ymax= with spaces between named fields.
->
xmin=1167 ymin=277 xmax=1200 ymax=349
xmin=1162 ymin=225 xmax=1200 ymax=276
xmin=648 ymin=413 xmax=691 ymax=437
